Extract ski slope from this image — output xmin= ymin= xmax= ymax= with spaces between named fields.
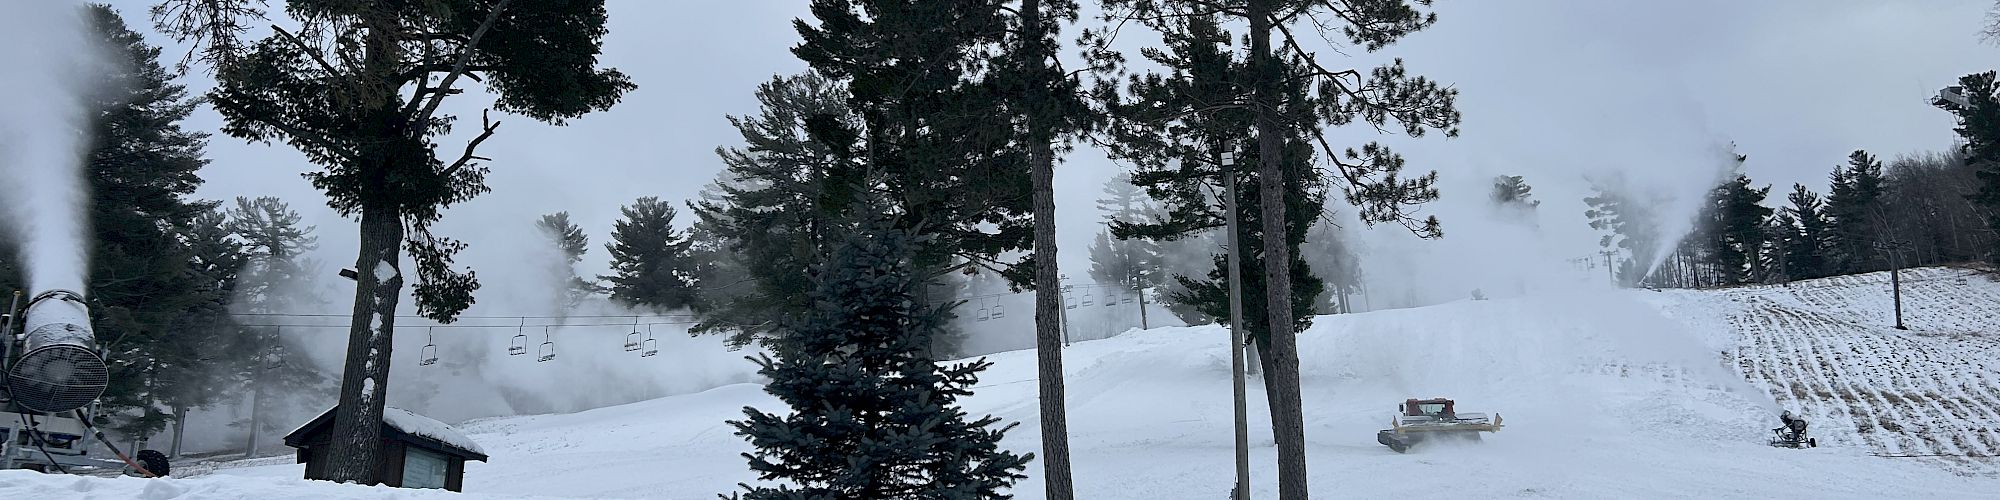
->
xmin=4 ymin=268 xmax=1998 ymax=499
xmin=1653 ymin=267 xmax=2000 ymax=476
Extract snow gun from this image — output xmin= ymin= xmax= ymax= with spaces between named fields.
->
xmin=3 ymin=290 xmax=108 ymax=413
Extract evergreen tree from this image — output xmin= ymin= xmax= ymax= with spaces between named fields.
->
xmin=224 ymin=196 xmax=332 ymax=455
xmin=792 ymin=0 xmax=1033 ymax=284
xmin=1584 ymin=178 xmax=1663 ymax=286
xmin=535 ymin=211 xmax=599 ymax=306
xmin=1935 ymin=71 xmax=2000 ymax=264
xmin=160 ymin=208 xmax=251 ymax=457
xmin=1779 ymin=184 xmax=1830 ymax=280
xmin=1491 ymin=175 xmax=1540 ymax=209
xmin=601 ymin=197 xmax=700 ymax=310
xmin=690 ymin=73 xmax=859 ymax=346
xmin=992 ymin=1 xmax=1094 ymax=492
xmin=70 ymin=4 xmax=216 ymax=445
xmin=1091 ymin=3 xmax=1460 ymax=492
xmin=1088 ymin=174 xmax=1163 ymax=290
xmin=1096 ymin=14 xmax=1324 ymax=377
xmin=1301 ymin=218 xmax=1362 ymax=314
xmin=1826 ymin=150 xmax=1888 ymax=273
xmin=157 ymin=0 xmax=633 ymax=479
xmin=1699 ymin=174 xmax=1773 ymax=285
xmin=729 ymin=216 xmax=1031 ymax=499
xmin=1491 ymin=174 xmax=1541 ymax=225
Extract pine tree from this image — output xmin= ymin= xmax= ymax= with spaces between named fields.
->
xmin=1091 ymin=3 xmax=1460 ymax=493
xmin=1779 ymin=184 xmax=1830 ymax=280
xmin=1491 ymin=174 xmax=1541 ymax=225
xmin=163 ymin=208 xmax=252 ymax=457
xmin=73 ymin=4 xmax=217 ymax=445
xmin=1935 ymin=71 xmax=2000 ymax=264
xmin=602 ymin=197 xmax=700 ymax=310
xmin=1096 ymin=14 xmax=1325 ymax=365
xmin=536 ymin=211 xmax=599 ymax=306
xmin=1700 ymin=174 xmax=1773 ymax=285
xmin=157 ymin=0 xmax=633 ymax=480
xmin=1088 ymin=174 xmax=1164 ymax=290
xmin=224 ymin=196 xmax=332 ymax=455
xmin=1584 ymin=179 xmax=1663 ymax=286
xmin=690 ymin=73 xmax=858 ymax=346
xmin=728 ymin=216 xmax=1031 ymax=499
xmin=1826 ymin=150 xmax=1888 ymax=273
xmin=1491 ymin=175 xmax=1540 ymax=208
xmin=792 ymin=0 xmax=1033 ymax=284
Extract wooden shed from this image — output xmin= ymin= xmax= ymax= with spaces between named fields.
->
xmin=284 ymin=406 xmax=488 ymax=491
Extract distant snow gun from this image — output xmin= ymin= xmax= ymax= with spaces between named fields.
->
xmin=3 ymin=290 xmax=108 ymax=414
xmin=1770 ymin=410 xmax=1816 ymax=448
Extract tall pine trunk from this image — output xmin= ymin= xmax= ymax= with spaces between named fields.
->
xmin=170 ymin=405 xmax=187 ymax=458
xmin=1248 ymin=1 xmax=1309 ymax=497
xmin=1022 ymin=0 xmax=1074 ymax=496
xmin=324 ymin=204 xmax=405 ymax=483
xmin=244 ymin=375 xmax=264 ymax=456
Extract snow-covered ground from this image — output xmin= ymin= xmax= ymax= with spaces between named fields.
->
xmin=1652 ymin=266 xmax=2000 ymax=476
xmin=5 ymin=268 xmax=1998 ymax=499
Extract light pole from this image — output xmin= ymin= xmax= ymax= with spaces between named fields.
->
xmin=1874 ymin=239 xmax=1910 ymax=330
xmin=1220 ymin=150 xmax=1251 ymax=500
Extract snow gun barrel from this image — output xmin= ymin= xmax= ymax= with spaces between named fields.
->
xmin=5 ymin=289 xmax=107 ymax=413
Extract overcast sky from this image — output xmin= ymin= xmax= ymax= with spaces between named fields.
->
xmin=89 ymin=0 xmax=2000 ymax=286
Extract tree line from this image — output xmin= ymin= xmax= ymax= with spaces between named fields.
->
xmin=1583 ymin=122 xmax=2000 ymax=289
xmin=75 ymin=0 xmax=1460 ymax=497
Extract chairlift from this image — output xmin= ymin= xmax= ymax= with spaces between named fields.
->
xmin=1105 ymin=295 xmax=1119 ymax=307
xmin=1121 ymin=294 xmax=1134 ymax=304
xmin=537 ymin=326 xmax=556 ymax=362
xmin=991 ymin=303 xmax=1005 ymax=319
xmin=640 ymin=324 xmax=659 ymax=357
xmin=623 ymin=316 xmax=642 ymax=351
xmin=1082 ymin=293 xmax=1094 ymax=307
xmin=419 ymin=327 xmax=439 ymax=366
xmin=508 ymin=319 xmax=528 ymax=356
xmin=974 ymin=298 xmax=991 ymax=321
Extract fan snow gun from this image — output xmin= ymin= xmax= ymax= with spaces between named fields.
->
xmin=2 ymin=290 xmax=108 ymax=414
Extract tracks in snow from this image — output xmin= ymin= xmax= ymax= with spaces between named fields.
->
xmin=1713 ymin=268 xmax=2000 ymax=476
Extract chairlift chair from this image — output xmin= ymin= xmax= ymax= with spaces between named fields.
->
xmin=1082 ymin=292 xmax=1094 ymax=306
xmin=620 ymin=316 xmax=636 ymax=352
xmin=991 ymin=303 xmax=1005 ymax=319
xmin=419 ymin=327 xmax=439 ymax=366
xmin=508 ymin=320 xmax=528 ymax=356
xmin=975 ymin=298 xmax=991 ymax=321
xmin=1121 ymin=294 xmax=1134 ymax=304
xmin=537 ymin=326 xmax=556 ymax=362
xmin=640 ymin=324 xmax=659 ymax=357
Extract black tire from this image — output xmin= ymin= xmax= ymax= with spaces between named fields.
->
xmin=136 ymin=449 xmax=170 ymax=477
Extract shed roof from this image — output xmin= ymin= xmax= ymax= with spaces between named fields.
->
xmin=284 ymin=406 xmax=488 ymax=461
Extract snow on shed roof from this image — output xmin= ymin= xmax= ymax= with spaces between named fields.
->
xmin=285 ymin=406 xmax=486 ymax=459
xmin=382 ymin=407 xmax=485 ymax=456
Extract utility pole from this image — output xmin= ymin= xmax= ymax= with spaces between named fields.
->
xmin=1060 ymin=274 xmax=1074 ymax=346
xmin=1599 ymin=250 xmax=1618 ymax=286
xmin=1135 ymin=274 xmax=1150 ymax=331
xmin=1875 ymin=240 xmax=1909 ymax=330
xmin=1221 ymin=151 xmax=1251 ymax=500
